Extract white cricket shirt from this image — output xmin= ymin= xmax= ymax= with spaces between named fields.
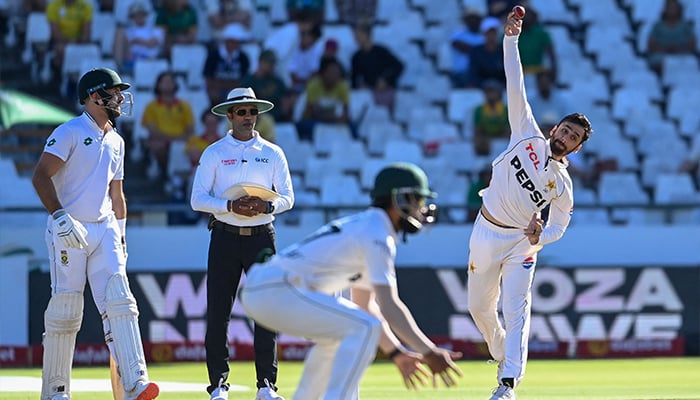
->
xmin=481 ymin=35 xmax=573 ymax=245
xmin=43 ymin=113 xmax=125 ymax=222
xmin=266 ymin=208 xmax=398 ymax=295
xmin=190 ymin=131 xmax=294 ymax=226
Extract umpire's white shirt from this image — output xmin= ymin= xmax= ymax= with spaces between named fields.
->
xmin=190 ymin=131 xmax=294 ymax=226
xmin=265 ymin=208 xmax=398 ymax=295
xmin=43 ymin=113 xmax=125 ymax=222
xmin=481 ymin=35 xmax=573 ymax=246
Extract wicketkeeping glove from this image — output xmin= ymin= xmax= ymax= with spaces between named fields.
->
xmin=52 ymin=209 xmax=88 ymax=249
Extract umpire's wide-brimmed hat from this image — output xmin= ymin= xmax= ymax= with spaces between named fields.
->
xmin=211 ymin=87 xmax=274 ymax=116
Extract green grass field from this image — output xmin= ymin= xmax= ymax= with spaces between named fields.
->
xmin=2 ymin=358 xmax=699 ymax=399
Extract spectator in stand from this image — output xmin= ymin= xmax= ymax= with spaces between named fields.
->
xmin=679 ymin=134 xmax=700 ymax=181
xmin=155 ymin=0 xmax=198 ymax=56
xmin=204 ymin=0 xmax=253 ymax=40
xmin=646 ymin=0 xmax=697 ymax=76
xmin=242 ymin=49 xmax=295 ymax=140
xmin=351 ymin=20 xmax=404 ymax=114
xmin=184 ymin=110 xmax=224 ymax=224
xmin=527 ymin=70 xmax=570 ymax=125
xmin=142 ymin=71 xmax=195 ymax=186
xmin=46 ymin=0 xmax=92 ymax=78
xmin=287 ymin=0 xmax=324 ymax=25
xmin=203 ymin=22 xmax=251 ymax=104
xmin=296 ymin=56 xmax=352 ymax=141
xmin=472 ymin=79 xmax=509 ymax=157
xmin=23 ymin=0 xmax=46 ymax=12
xmin=113 ymin=1 xmax=165 ymax=76
xmin=335 ymin=0 xmax=376 ymax=25
xmin=450 ymin=7 xmax=485 ymax=88
xmin=287 ymin=19 xmax=325 ymax=94
xmin=487 ymin=0 xmax=520 ymax=19
xmin=467 ymin=17 xmax=505 ymax=89
xmin=517 ymin=7 xmax=557 ymax=84
xmin=467 ymin=166 xmax=492 ymax=222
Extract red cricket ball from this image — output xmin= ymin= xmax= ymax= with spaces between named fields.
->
xmin=513 ymin=5 xmax=526 ymax=19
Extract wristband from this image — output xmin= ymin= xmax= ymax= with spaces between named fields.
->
xmin=117 ymin=218 xmax=126 ymax=237
xmin=387 ymin=348 xmax=402 ymax=360
xmin=265 ymin=201 xmax=274 ymax=214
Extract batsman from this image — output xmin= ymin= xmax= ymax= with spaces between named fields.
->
xmin=32 ymin=68 xmax=159 ymax=400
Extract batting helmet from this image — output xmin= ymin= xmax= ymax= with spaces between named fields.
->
xmin=77 ymin=68 xmax=131 ymax=105
xmin=370 ymin=162 xmax=436 ymax=200
xmin=371 ymin=162 xmax=437 ymax=235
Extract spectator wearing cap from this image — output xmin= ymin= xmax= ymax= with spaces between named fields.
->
xmin=241 ymin=49 xmax=295 ymax=141
xmin=450 ymin=7 xmax=485 ymax=88
xmin=203 ymin=23 xmax=251 ymax=104
xmin=472 ymin=78 xmax=509 ymax=156
xmin=350 ymin=21 xmax=403 ymax=113
xmin=113 ymin=1 xmax=165 ymax=75
xmin=155 ymin=0 xmax=198 ymax=56
xmin=466 ymin=16 xmax=505 ymax=89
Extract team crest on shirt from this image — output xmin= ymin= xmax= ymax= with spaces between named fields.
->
xmin=544 ymin=180 xmax=556 ymax=193
xmin=83 ymin=137 xmax=93 ymax=146
xmin=522 ymin=257 xmax=535 ymax=269
xmin=469 ymin=261 xmax=477 ymax=273
xmin=60 ymin=250 xmax=69 ymax=265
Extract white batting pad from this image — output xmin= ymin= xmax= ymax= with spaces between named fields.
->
xmin=105 ymin=274 xmax=148 ymax=392
xmin=41 ymin=292 xmax=83 ymax=400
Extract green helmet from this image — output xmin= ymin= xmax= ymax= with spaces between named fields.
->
xmin=370 ymin=162 xmax=436 ymax=200
xmin=77 ymin=68 xmax=131 ymax=104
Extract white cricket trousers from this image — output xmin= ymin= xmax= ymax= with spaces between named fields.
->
xmin=240 ymin=265 xmax=382 ymax=400
xmin=466 ymin=213 xmax=541 ymax=386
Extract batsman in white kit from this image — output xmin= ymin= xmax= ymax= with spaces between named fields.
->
xmin=31 ymin=68 xmax=159 ymax=400
xmin=466 ymin=11 xmax=593 ymax=400
xmin=239 ymin=163 xmax=463 ymax=400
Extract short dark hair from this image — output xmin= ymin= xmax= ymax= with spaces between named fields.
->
xmin=559 ymin=113 xmax=593 ymax=143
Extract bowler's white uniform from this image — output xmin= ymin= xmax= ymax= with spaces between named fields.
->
xmin=43 ymin=112 xmax=127 ymax=307
xmin=240 ymin=208 xmax=398 ymax=400
xmin=467 ymin=35 xmax=574 ymax=385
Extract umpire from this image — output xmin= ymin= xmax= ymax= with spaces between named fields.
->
xmin=190 ymin=87 xmax=294 ymax=400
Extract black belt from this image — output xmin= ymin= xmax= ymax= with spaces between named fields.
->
xmin=212 ymin=220 xmax=271 ymax=236
xmin=479 ymin=210 xmax=518 ymax=229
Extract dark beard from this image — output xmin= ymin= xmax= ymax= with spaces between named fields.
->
xmin=550 ymin=139 xmax=567 ymax=158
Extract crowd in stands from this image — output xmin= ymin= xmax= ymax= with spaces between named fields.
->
xmin=1 ymin=0 xmax=699 ymax=226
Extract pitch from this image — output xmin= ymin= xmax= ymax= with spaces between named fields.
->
xmin=1 ymin=357 xmax=698 ymax=399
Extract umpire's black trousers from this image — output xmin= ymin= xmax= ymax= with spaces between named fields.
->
xmin=205 ymin=221 xmax=278 ymax=394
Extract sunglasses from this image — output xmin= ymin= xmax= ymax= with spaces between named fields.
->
xmin=233 ymin=108 xmax=259 ymax=116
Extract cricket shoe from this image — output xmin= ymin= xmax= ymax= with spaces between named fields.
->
xmin=126 ymin=380 xmax=159 ymax=400
xmin=210 ymin=384 xmax=229 ymax=400
xmin=489 ymin=384 xmax=516 ymax=400
xmin=255 ymin=378 xmax=285 ymax=400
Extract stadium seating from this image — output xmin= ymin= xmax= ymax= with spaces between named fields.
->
xmin=3 ymin=0 xmax=700 ymax=226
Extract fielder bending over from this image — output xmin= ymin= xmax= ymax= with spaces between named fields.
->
xmin=239 ymin=162 xmax=463 ymax=400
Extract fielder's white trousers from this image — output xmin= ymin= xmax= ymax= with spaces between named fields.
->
xmin=240 ymin=265 xmax=382 ymax=400
xmin=467 ymin=213 xmax=541 ymax=386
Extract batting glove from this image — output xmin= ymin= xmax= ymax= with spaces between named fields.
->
xmin=52 ymin=209 xmax=88 ymax=249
